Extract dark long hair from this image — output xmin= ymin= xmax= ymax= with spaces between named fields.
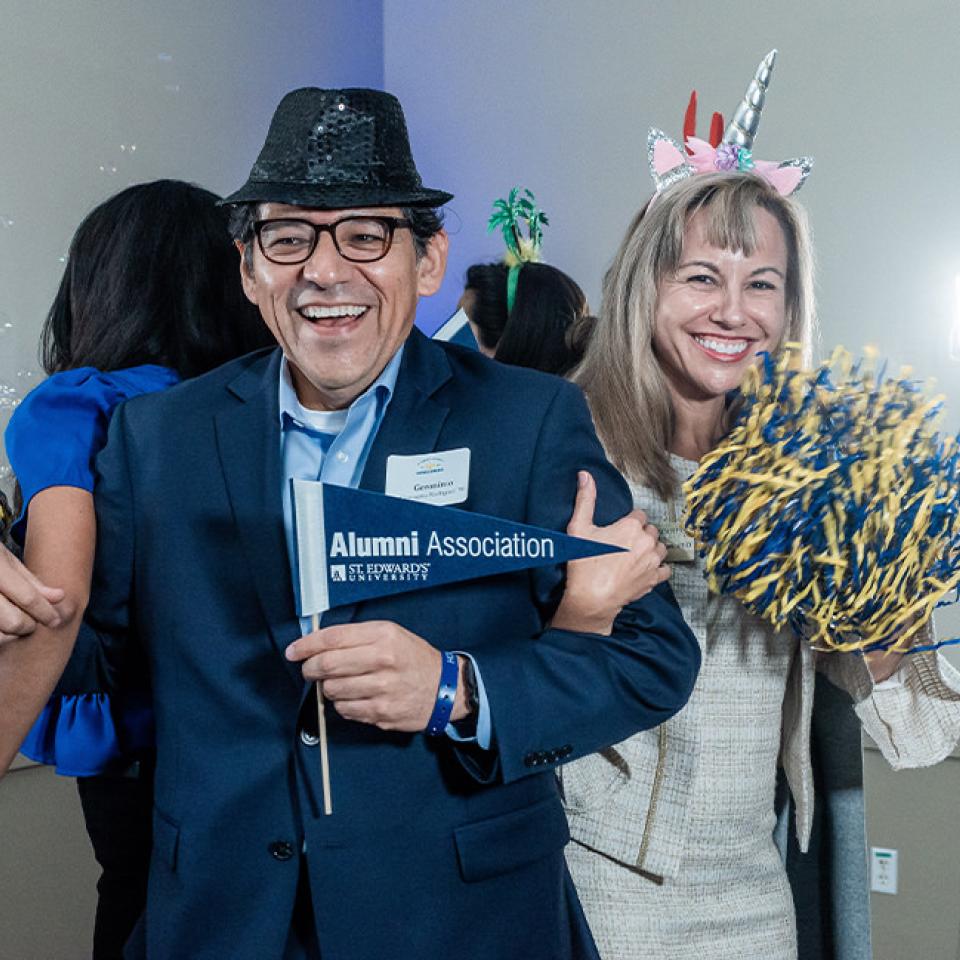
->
xmin=40 ymin=180 xmax=272 ymax=377
xmin=464 ymin=261 xmax=593 ymax=377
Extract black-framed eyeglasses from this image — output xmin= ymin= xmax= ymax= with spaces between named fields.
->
xmin=253 ymin=215 xmax=411 ymax=265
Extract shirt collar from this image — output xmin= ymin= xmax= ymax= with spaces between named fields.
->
xmin=278 ymin=344 xmax=405 ymax=429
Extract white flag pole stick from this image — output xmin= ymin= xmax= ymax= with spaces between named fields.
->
xmin=293 ymin=479 xmax=333 ymax=816
xmin=312 ymin=612 xmax=333 ymax=816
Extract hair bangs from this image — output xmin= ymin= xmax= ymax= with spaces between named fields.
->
xmin=695 ymin=183 xmax=761 ymax=258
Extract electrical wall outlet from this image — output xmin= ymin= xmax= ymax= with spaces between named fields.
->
xmin=870 ymin=847 xmax=898 ymax=895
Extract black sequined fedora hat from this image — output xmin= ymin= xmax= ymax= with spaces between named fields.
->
xmin=222 ymin=87 xmax=453 ymax=209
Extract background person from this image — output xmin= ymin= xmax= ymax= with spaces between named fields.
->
xmin=0 ymin=179 xmax=273 ymax=959
xmin=459 ymin=260 xmax=594 ymax=376
xmin=458 ymin=188 xmax=594 ymax=376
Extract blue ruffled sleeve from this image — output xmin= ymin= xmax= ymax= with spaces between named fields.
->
xmin=19 ymin=690 xmax=154 ymax=777
xmin=5 ymin=364 xmax=179 ymax=545
xmin=6 ymin=364 xmax=177 ymax=774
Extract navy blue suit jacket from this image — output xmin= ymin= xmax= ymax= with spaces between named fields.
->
xmin=86 ymin=329 xmax=699 ymax=959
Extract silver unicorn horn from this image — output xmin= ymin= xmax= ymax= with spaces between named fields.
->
xmin=723 ymin=49 xmax=777 ymax=149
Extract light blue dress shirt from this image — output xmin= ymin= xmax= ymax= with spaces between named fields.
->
xmin=278 ymin=348 xmax=489 ymax=747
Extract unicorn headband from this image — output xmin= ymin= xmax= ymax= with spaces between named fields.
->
xmin=648 ymin=49 xmax=813 ymax=197
xmin=487 ymin=187 xmax=549 ymax=313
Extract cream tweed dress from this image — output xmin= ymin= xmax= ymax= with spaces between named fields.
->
xmin=565 ymin=589 xmax=797 ymax=958
xmin=562 ymin=456 xmax=960 ymax=960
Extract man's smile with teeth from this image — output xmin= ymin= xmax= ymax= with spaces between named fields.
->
xmin=299 ymin=304 xmax=368 ymax=319
xmin=692 ymin=335 xmax=751 ymax=356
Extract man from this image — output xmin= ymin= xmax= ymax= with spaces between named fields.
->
xmin=83 ymin=88 xmax=698 ymax=958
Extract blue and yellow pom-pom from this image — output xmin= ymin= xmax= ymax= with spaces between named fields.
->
xmin=683 ymin=345 xmax=960 ymax=654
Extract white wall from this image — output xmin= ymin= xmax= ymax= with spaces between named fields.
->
xmin=383 ymin=0 xmax=960 ymax=415
xmin=864 ymin=747 xmax=960 ymax=960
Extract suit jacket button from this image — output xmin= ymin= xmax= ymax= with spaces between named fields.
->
xmin=269 ymin=841 xmax=295 ymax=861
xmin=561 ymin=745 xmax=573 ymax=758
xmin=546 ymin=750 xmax=559 ymax=763
xmin=300 ymin=729 xmax=319 ymax=747
xmin=524 ymin=752 xmax=539 ymax=768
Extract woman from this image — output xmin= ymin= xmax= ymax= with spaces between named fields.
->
xmin=562 ymin=170 xmax=960 ymax=959
xmin=460 ymin=260 xmax=594 ymax=375
xmin=0 ymin=179 xmax=272 ymax=958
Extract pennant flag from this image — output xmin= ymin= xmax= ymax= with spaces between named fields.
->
xmin=431 ymin=307 xmax=478 ymax=349
xmin=292 ymin=480 xmax=623 ymax=616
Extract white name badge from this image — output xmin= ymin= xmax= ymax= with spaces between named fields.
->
xmin=385 ymin=447 xmax=470 ymax=505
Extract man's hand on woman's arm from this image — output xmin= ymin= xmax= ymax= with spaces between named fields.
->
xmin=551 ymin=471 xmax=670 ymax=636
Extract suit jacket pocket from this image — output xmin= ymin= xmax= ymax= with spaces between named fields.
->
xmin=454 ymin=796 xmax=570 ymax=883
xmin=153 ymin=807 xmax=181 ymax=872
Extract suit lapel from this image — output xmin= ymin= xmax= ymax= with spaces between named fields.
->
xmin=320 ymin=328 xmax=453 ymax=628
xmin=214 ymin=350 xmax=303 ymax=689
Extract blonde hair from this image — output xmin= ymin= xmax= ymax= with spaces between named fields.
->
xmin=574 ymin=172 xmax=817 ymax=500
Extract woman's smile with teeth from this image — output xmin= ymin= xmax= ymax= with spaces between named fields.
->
xmin=299 ymin=304 xmax=368 ymax=319
xmin=692 ymin=334 xmax=751 ymax=357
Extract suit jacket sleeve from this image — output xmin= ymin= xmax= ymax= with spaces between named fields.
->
xmin=62 ymin=402 xmax=141 ymax=696
xmin=460 ymin=379 xmax=700 ymax=785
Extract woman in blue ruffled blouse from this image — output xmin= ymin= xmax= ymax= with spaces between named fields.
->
xmin=0 ymin=179 xmax=271 ymax=958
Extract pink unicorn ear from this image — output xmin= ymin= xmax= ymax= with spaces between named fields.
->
xmin=652 ymin=137 xmax=686 ymax=173
xmin=647 ymin=128 xmax=695 ymax=192
xmin=765 ymin=157 xmax=814 ymax=196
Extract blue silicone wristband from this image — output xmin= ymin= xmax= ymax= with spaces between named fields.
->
xmin=425 ymin=651 xmax=459 ymax=736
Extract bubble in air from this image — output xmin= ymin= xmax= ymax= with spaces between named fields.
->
xmin=0 ymin=383 xmax=20 ymax=410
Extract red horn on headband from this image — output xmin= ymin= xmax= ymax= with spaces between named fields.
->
xmin=683 ymin=91 xmax=698 ymax=155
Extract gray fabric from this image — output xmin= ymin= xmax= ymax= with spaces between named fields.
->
xmin=777 ymin=674 xmax=872 ymax=960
